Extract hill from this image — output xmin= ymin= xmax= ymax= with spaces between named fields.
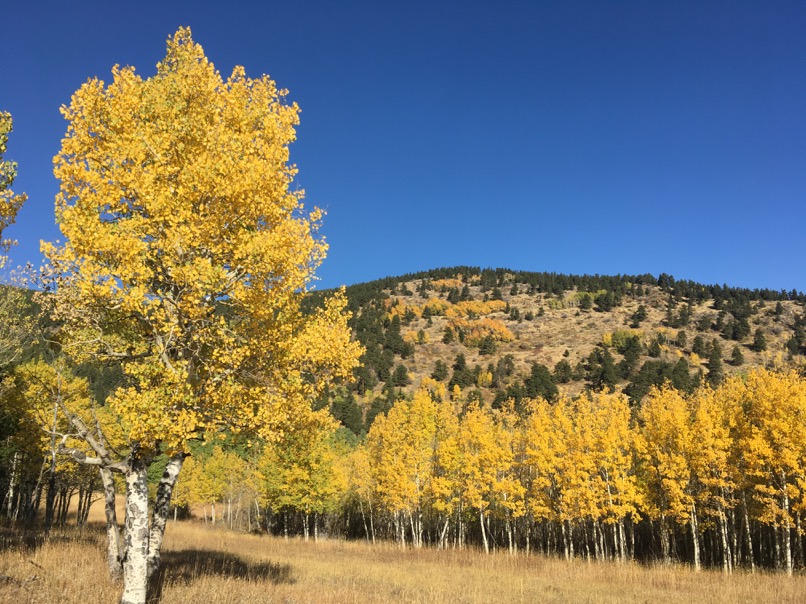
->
xmin=313 ymin=267 xmax=806 ymax=434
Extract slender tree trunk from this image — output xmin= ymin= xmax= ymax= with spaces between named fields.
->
xmin=6 ymin=452 xmax=20 ymax=521
xmin=146 ymin=453 xmax=184 ymax=580
xmin=44 ymin=466 xmax=57 ymax=536
xmin=742 ymin=493 xmax=755 ymax=572
xmin=618 ymin=518 xmax=627 ymax=563
xmin=691 ymin=503 xmax=701 ymax=572
xmin=782 ymin=500 xmax=793 ymax=576
xmin=660 ymin=515 xmax=671 ymax=564
xmin=359 ymin=499 xmax=370 ymax=541
xmin=120 ymin=458 xmax=150 ymax=604
xmin=480 ymin=511 xmax=489 ymax=554
xmin=628 ymin=518 xmax=635 ymax=561
xmin=100 ymin=467 xmax=124 ymax=579
xmin=719 ymin=508 xmax=732 ymax=574
xmin=729 ymin=507 xmax=739 ymax=570
xmin=439 ymin=516 xmax=450 ymax=549
xmin=369 ymin=500 xmax=376 ymax=544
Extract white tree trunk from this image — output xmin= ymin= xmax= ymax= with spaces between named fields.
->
xmin=120 ymin=459 xmax=150 ymax=604
xmin=100 ymin=467 xmax=124 ymax=579
xmin=480 ymin=511 xmax=489 ymax=554
xmin=147 ymin=454 xmax=184 ymax=580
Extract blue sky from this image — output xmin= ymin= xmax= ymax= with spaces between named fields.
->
xmin=2 ymin=1 xmax=805 ymax=292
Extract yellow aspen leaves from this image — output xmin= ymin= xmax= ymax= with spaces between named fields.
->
xmin=42 ymin=28 xmax=361 ymax=454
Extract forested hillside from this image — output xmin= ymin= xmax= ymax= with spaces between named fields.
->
xmin=315 ymin=266 xmax=805 ymax=435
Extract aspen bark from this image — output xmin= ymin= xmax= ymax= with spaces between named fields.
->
xmin=742 ymin=493 xmax=755 ymax=571
xmin=691 ymin=503 xmax=701 ymax=572
xmin=480 ymin=511 xmax=489 ymax=554
xmin=146 ymin=453 xmax=184 ymax=580
xmin=100 ymin=467 xmax=124 ymax=579
xmin=120 ymin=459 xmax=150 ymax=604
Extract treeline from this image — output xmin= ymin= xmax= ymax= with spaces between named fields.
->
xmin=338 ymin=267 xmax=806 ymax=312
xmin=169 ymin=368 xmax=805 ymax=574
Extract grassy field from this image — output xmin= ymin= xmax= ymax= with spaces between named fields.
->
xmin=1 ymin=517 xmax=804 ymax=604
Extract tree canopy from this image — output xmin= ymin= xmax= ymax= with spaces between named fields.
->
xmin=40 ymin=27 xmax=361 ymax=604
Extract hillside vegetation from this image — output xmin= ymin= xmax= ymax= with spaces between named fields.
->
xmin=317 ymin=266 xmax=804 ymax=432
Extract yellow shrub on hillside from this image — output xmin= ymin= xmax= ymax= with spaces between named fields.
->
xmin=449 ymin=317 xmax=514 ymax=346
xmin=602 ymin=329 xmax=643 ymax=349
xmin=432 ymin=278 xmax=464 ymax=290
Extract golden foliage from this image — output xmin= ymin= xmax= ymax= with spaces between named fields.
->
xmin=42 ymin=27 xmax=361 ymax=454
xmin=447 ymin=317 xmax=514 ymax=346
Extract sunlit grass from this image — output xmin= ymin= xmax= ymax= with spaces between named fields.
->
xmin=1 ymin=515 xmax=804 ymax=604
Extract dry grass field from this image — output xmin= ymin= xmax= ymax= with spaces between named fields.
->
xmin=1 ymin=515 xmax=804 ymax=604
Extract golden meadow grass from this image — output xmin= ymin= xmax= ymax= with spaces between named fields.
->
xmin=1 ymin=515 xmax=804 ymax=604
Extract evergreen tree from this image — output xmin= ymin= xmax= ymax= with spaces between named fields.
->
xmin=671 ymin=357 xmax=691 ymax=392
xmin=696 ymin=314 xmax=713 ymax=332
xmin=431 ymin=360 xmax=449 ymax=381
xmin=751 ymin=328 xmax=767 ymax=352
xmin=331 ymin=392 xmax=364 ymax=435
xmin=478 ymin=334 xmax=497 ymax=356
xmin=730 ymin=345 xmax=744 ymax=366
xmin=595 ymin=291 xmax=615 ymax=312
xmin=553 ymin=359 xmax=572 ymax=384
xmin=524 ymin=363 xmax=558 ymax=402
xmin=707 ymin=339 xmax=724 ymax=387
xmin=692 ymin=335 xmax=707 ymax=356
xmin=617 ymin=336 xmax=642 ymax=379
xmin=442 ymin=326 xmax=455 ymax=344
xmin=630 ymin=304 xmax=647 ymax=328
xmin=392 ymin=364 xmax=410 ymax=387
xmin=589 ymin=347 xmax=618 ymax=391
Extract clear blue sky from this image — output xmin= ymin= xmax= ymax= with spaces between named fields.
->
xmin=2 ymin=1 xmax=805 ymax=292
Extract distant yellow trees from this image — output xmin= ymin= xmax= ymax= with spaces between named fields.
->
xmin=165 ymin=368 xmax=805 ymax=573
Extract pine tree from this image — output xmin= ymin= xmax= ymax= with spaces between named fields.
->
xmin=707 ymin=339 xmax=724 ymax=387
xmin=751 ymin=328 xmax=767 ymax=352
xmin=730 ymin=345 xmax=744 ymax=366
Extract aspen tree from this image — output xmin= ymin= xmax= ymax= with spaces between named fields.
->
xmin=690 ymin=386 xmax=739 ymax=573
xmin=42 ymin=28 xmax=360 ymax=604
xmin=740 ymin=369 xmax=806 ymax=575
xmin=257 ymin=410 xmax=346 ymax=540
xmin=366 ymin=389 xmax=443 ymax=546
xmin=456 ymin=404 xmax=519 ymax=553
xmin=638 ymin=386 xmax=697 ymax=566
xmin=588 ymin=391 xmax=642 ymax=561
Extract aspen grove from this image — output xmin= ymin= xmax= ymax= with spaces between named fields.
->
xmin=169 ymin=368 xmax=806 ymax=574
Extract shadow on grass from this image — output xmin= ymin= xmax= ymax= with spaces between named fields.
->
xmin=149 ymin=548 xmax=295 ymax=600
xmin=0 ymin=523 xmax=105 ymax=554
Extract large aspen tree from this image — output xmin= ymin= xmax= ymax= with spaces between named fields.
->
xmin=42 ymin=28 xmax=360 ymax=604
